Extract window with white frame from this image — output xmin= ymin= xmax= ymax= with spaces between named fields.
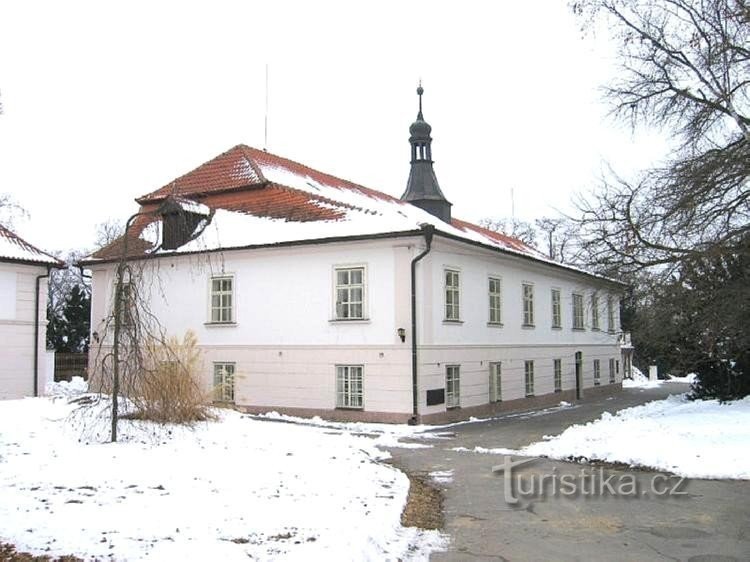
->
xmin=524 ymin=360 xmax=535 ymax=396
xmin=490 ymin=362 xmax=502 ymax=402
xmin=210 ymin=276 xmax=234 ymax=323
xmin=609 ymin=358 xmax=616 ymax=383
xmin=572 ymin=293 xmax=584 ymax=330
xmin=445 ymin=269 xmax=460 ymax=321
xmin=607 ymin=296 xmax=616 ymax=333
xmin=551 ymin=289 xmax=562 ymax=328
xmin=213 ymin=362 xmax=235 ymax=402
xmin=488 ymin=277 xmax=502 ymax=324
xmin=591 ymin=294 xmax=600 ymax=330
xmin=522 ymin=283 xmax=535 ymax=326
xmin=616 ymin=359 xmax=620 ymax=376
xmin=446 ymin=365 xmax=461 ymax=408
xmin=336 ymin=365 xmax=364 ymax=409
xmin=593 ymin=359 xmax=601 ymax=385
xmin=334 ymin=266 xmax=365 ymax=320
xmin=554 ymin=358 xmax=562 ymax=392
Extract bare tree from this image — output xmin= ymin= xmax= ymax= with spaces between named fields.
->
xmin=479 ymin=217 xmax=538 ymax=246
xmin=572 ymin=0 xmax=749 ymax=274
xmin=535 ymin=217 xmax=584 ymax=264
xmin=89 ymin=203 xmax=215 ymax=441
xmin=94 ymin=219 xmax=125 ymax=250
xmin=0 ymin=194 xmax=27 ymax=228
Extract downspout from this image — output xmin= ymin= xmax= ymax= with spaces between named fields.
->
xmin=409 ymin=224 xmax=434 ymax=425
xmin=33 ymin=266 xmax=52 ymax=397
xmin=78 ymin=264 xmax=93 ymax=350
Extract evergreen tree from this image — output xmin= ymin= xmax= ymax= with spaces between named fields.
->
xmin=47 ymin=285 xmax=91 ymax=353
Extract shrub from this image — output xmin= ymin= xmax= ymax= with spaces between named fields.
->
xmin=690 ymin=352 xmax=750 ymax=403
xmin=126 ymin=330 xmax=215 ymax=423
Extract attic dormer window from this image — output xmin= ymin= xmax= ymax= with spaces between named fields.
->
xmin=158 ymin=197 xmax=211 ymax=251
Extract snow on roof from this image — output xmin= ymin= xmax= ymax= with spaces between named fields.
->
xmin=0 ymin=224 xmax=61 ymax=266
xmin=170 ymin=197 xmax=211 ymax=216
xmin=89 ymin=145 xmax=618 ymax=284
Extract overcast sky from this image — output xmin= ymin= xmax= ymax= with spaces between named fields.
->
xmin=0 ymin=0 xmax=668 ymax=254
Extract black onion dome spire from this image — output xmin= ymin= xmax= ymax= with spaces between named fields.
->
xmin=409 ymin=85 xmax=432 ymax=137
xmin=401 ymin=84 xmax=452 ymax=223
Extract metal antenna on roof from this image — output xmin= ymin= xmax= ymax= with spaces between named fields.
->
xmin=264 ymin=64 xmax=269 ymax=152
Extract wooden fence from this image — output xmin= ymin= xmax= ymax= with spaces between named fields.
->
xmin=54 ymin=352 xmax=89 ymax=382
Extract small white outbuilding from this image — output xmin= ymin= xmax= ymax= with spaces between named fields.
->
xmin=0 ymin=224 xmax=61 ymax=399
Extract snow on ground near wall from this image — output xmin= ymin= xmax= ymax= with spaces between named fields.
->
xmin=44 ymin=376 xmax=88 ymax=397
xmin=668 ymin=373 xmax=698 ymax=384
xmin=622 ymin=366 xmax=663 ymax=389
xmin=257 ymin=401 xmax=576 ymax=441
xmin=520 ymin=395 xmax=750 ymax=480
xmin=0 ymin=398 xmax=446 ymax=561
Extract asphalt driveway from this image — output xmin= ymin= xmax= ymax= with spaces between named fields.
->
xmin=389 ymin=383 xmax=750 ymax=561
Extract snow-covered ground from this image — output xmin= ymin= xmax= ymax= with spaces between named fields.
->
xmin=622 ymin=366 xmax=662 ymax=389
xmin=44 ymin=375 xmax=88 ymax=397
xmin=0 ymin=393 xmax=446 ymax=561
xmin=520 ymin=394 xmax=750 ymax=479
xmin=622 ymin=367 xmax=697 ymax=389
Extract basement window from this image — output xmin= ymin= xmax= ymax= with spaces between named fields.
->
xmin=336 ymin=365 xmax=364 ymax=409
xmin=525 ymin=360 xmax=535 ymax=397
xmin=446 ymin=365 xmax=461 ymax=408
xmin=213 ymin=362 xmax=235 ymax=403
xmin=554 ymin=358 xmax=562 ymax=392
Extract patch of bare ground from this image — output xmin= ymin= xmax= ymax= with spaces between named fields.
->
xmin=400 ymin=472 xmax=444 ymax=530
xmin=0 ymin=543 xmax=82 ymax=562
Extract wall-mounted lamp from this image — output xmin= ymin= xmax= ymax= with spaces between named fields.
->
xmin=397 ymin=327 xmax=406 ymax=343
xmin=92 ymin=331 xmax=100 ymax=344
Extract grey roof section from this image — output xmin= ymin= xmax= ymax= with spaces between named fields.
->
xmin=400 ymin=85 xmax=452 ymax=223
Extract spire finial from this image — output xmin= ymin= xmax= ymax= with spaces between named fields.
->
xmin=416 ymin=81 xmax=424 ymax=118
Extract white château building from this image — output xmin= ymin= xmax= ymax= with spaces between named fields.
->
xmin=84 ymin=88 xmax=626 ymax=423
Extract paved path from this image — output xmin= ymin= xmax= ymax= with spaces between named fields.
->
xmin=389 ymin=384 xmax=750 ymax=561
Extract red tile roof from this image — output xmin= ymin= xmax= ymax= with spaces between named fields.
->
xmin=137 ymin=145 xmax=265 ymax=203
xmin=91 ymin=144 xmax=548 ymax=265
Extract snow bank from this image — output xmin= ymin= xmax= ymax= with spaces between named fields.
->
xmin=257 ymin=400 xmax=575 ymax=437
xmin=520 ymin=395 xmax=750 ymax=479
xmin=44 ymin=376 xmax=88 ymax=397
xmin=0 ymin=398 xmax=446 ymax=560
xmin=668 ymin=373 xmax=698 ymax=384
xmin=623 ymin=366 xmax=662 ymax=388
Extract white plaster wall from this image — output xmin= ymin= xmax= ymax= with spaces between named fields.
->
xmin=88 ymin=238 xmax=419 ymax=414
xmin=419 ymin=343 xmax=623 ymax=416
xmin=419 ymin=239 xmax=622 ymax=347
xmin=0 ymin=262 xmax=49 ymax=399
xmin=201 ymin=345 xmax=412 ymax=413
xmin=91 ymin=239 xmax=412 ymax=347
xmin=87 ymin=234 xmax=625 ymax=417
